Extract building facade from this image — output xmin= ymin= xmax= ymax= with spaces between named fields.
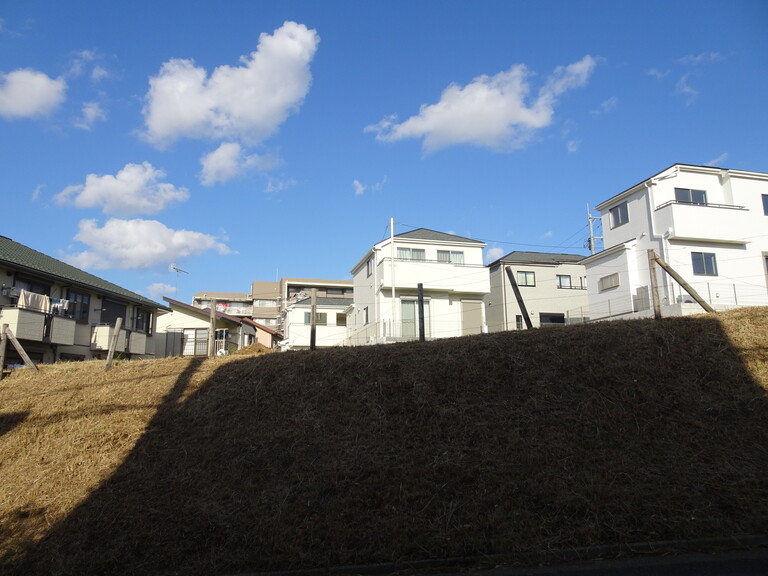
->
xmin=485 ymin=251 xmax=588 ymax=330
xmin=0 ymin=235 xmax=166 ymax=366
xmin=583 ymin=164 xmax=768 ymax=320
xmin=347 ymin=228 xmax=490 ymax=345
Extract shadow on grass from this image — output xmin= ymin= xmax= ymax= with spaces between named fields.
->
xmin=0 ymin=412 xmax=28 ymax=439
xmin=6 ymin=315 xmax=768 ymax=575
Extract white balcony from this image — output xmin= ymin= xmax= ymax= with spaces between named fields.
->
xmin=91 ymin=325 xmax=127 ymax=352
xmin=654 ymin=201 xmax=750 ymax=244
xmin=0 ymin=307 xmax=76 ymax=345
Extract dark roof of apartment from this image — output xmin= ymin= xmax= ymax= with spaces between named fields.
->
xmin=163 ymin=297 xmax=243 ymax=325
xmin=0 ymin=235 xmax=166 ymax=309
xmin=492 ymin=251 xmax=586 ymax=266
xmin=394 ymin=228 xmax=485 ymax=245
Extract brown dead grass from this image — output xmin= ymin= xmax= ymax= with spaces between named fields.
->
xmin=0 ymin=308 xmax=767 ymax=575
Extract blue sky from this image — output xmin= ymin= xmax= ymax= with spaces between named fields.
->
xmin=2 ymin=0 xmax=767 ymax=304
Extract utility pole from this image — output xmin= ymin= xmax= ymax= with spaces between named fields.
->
xmin=105 ymin=317 xmax=123 ymax=370
xmin=647 ymin=250 xmax=662 ymax=319
xmin=586 ymin=204 xmax=603 ymax=255
xmin=310 ymin=288 xmax=317 ymax=350
xmin=208 ymin=298 xmax=217 ymax=356
xmin=390 ymin=217 xmax=397 ymax=338
xmin=417 ymin=283 xmax=425 ymax=342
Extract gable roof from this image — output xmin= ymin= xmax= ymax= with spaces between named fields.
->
xmin=163 ymin=297 xmax=243 ymax=326
xmin=0 ymin=235 xmax=166 ymax=309
xmin=491 ymin=251 xmax=585 ymax=266
xmin=395 ymin=228 xmax=485 ymax=245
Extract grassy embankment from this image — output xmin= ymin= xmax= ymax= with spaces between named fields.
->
xmin=1 ymin=307 xmax=767 ymax=575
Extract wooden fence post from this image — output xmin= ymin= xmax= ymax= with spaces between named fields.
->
xmin=105 ymin=317 xmax=123 ymax=371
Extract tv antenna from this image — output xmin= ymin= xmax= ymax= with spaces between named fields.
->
xmin=169 ymin=263 xmax=189 ymax=296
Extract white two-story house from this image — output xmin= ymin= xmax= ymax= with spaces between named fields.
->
xmin=347 ymin=227 xmax=490 ymax=345
xmin=583 ymin=164 xmax=768 ymax=320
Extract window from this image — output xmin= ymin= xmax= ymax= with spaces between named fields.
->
xmin=691 ymin=252 xmax=718 ymax=276
xmin=598 ymin=273 xmax=620 ymax=291
xmin=609 ymin=201 xmax=629 ymax=228
xmin=517 ymin=271 xmax=535 ymax=286
xmin=66 ymin=289 xmax=90 ymax=323
xmin=763 ymin=194 xmax=768 ymax=215
xmin=327 ymin=288 xmax=343 ymax=295
xmin=134 ymin=308 xmax=153 ymax=335
xmin=336 ymin=313 xmax=347 ymax=327
xmin=556 ymin=275 xmax=572 ymax=289
xmin=100 ymin=299 xmax=127 ymax=327
xmin=254 ymin=299 xmax=276 ymax=307
xmin=363 ymin=306 xmax=369 ymax=324
xmin=437 ymin=250 xmax=465 ymax=264
xmin=675 ymin=188 xmax=707 ymax=205
xmin=397 ymin=247 xmax=426 ymax=261
xmin=515 ymin=315 xmax=523 ymax=330
xmin=401 ymin=299 xmax=430 ymax=339
xmin=15 ymin=276 xmax=50 ymax=296
xmin=304 ymin=312 xmax=327 ymax=325
xmin=366 ymin=258 xmax=373 ymax=277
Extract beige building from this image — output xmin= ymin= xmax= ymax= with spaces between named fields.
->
xmin=485 ymin=251 xmax=588 ymax=330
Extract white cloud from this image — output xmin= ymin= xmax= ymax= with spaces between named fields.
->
xmin=566 ymin=140 xmax=580 ymax=153
xmin=366 ymin=55 xmax=596 ymax=153
xmin=64 ymin=218 xmax=232 ymax=270
xmin=142 ymin=21 xmax=319 ymax=147
xmin=147 ymin=282 xmax=176 ymax=300
xmin=678 ymin=52 xmax=723 ymax=66
xmin=74 ymin=101 xmax=106 ymax=130
xmin=591 ymin=96 xmax=617 ymax=115
xmin=0 ymin=69 xmax=66 ymax=118
xmin=199 ymin=142 xmax=279 ymax=185
xmin=647 ymin=68 xmax=669 ymax=80
xmin=705 ymin=152 xmax=729 ymax=167
xmin=353 ymin=176 xmax=387 ymax=196
xmin=55 ymin=162 xmax=189 ymax=216
xmin=675 ymin=73 xmax=698 ymax=104
xmin=484 ymin=246 xmax=505 ymax=264
xmin=31 ymin=184 xmax=45 ymax=201
xmin=265 ymin=177 xmax=296 ymax=193
xmin=353 ymin=179 xmax=366 ymax=196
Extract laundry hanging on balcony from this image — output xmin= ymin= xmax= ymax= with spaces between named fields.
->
xmin=17 ymin=289 xmax=51 ymax=314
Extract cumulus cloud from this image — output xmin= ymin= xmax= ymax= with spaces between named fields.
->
xmin=484 ymin=246 xmax=505 ymax=264
xmin=64 ymin=218 xmax=231 ymax=270
xmin=199 ymin=142 xmax=279 ymax=185
xmin=142 ymin=21 xmax=319 ymax=147
xmin=74 ymin=101 xmax=106 ymax=130
xmin=55 ymin=162 xmax=189 ymax=216
xmin=147 ymin=282 xmax=176 ymax=299
xmin=0 ymin=69 xmax=66 ymax=118
xmin=366 ymin=55 xmax=596 ymax=152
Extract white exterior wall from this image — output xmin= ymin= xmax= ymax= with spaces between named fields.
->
xmin=283 ymin=304 xmax=350 ymax=349
xmin=348 ymin=233 xmax=490 ymax=345
xmin=586 ymin=165 xmax=768 ymax=320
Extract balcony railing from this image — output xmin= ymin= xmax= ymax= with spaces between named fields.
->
xmin=0 ymin=306 xmax=76 ymax=345
xmin=654 ymin=200 xmax=749 ymax=244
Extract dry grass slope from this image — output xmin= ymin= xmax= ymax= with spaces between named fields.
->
xmin=1 ymin=307 xmax=767 ymax=575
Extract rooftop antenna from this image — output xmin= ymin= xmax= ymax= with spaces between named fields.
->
xmin=169 ymin=263 xmax=189 ymax=297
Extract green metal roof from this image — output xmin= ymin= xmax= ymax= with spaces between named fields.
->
xmin=0 ymin=235 xmax=167 ymax=309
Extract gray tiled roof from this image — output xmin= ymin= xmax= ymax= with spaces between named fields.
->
xmin=0 ymin=235 xmax=166 ymax=309
xmin=495 ymin=251 xmax=585 ymax=265
xmin=395 ymin=228 xmax=485 ymax=245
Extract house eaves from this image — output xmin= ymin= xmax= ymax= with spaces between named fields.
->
xmin=0 ymin=235 xmax=167 ymax=310
xmin=163 ymin=297 xmax=243 ymax=326
xmin=490 ymin=251 xmax=585 ymax=267
xmin=580 ymin=240 xmax=634 ymax=265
